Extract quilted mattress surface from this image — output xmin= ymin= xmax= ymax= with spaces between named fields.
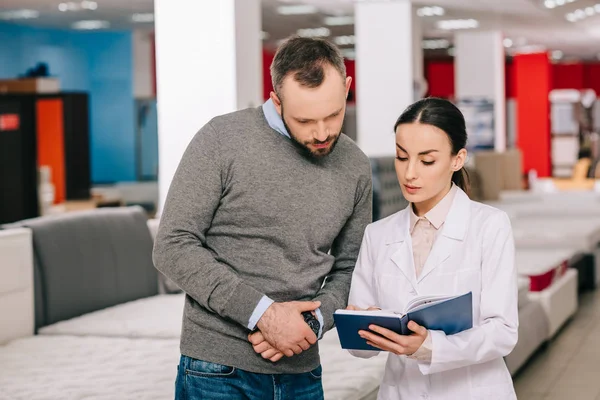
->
xmin=0 ymin=335 xmax=180 ymax=400
xmin=0 ymin=331 xmax=386 ymax=400
xmin=38 ymin=293 xmax=186 ymax=339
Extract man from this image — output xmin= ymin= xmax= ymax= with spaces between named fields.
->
xmin=153 ymin=36 xmax=372 ymax=400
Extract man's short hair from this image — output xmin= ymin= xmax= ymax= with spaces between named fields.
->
xmin=270 ymin=36 xmax=346 ymax=96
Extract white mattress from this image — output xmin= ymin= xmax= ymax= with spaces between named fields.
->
xmin=517 ymin=278 xmax=530 ymax=309
xmin=0 ymin=335 xmax=180 ymax=400
xmin=529 ymin=268 xmax=578 ymax=339
xmin=36 ymin=294 xmax=384 ymax=400
xmin=512 ymin=218 xmax=600 ymax=252
xmin=504 ymin=300 xmax=548 ymax=376
xmin=0 ymin=332 xmax=384 ymax=400
xmin=38 ymin=293 xmax=185 ymax=339
xmin=320 ymin=328 xmax=386 ymax=400
xmin=516 ymin=248 xmax=578 ymax=277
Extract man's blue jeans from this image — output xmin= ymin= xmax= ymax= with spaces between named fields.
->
xmin=175 ymin=355 xmax=324 ymax=400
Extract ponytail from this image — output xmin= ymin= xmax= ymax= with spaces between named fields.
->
xmin=452 ymin=167 xmax=471 ymax=197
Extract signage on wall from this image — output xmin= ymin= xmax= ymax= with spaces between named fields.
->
xmin=0 ymin=114 xmax=20 ymax=131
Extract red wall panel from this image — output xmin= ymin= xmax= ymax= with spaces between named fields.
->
xmin=424 ymin=60 xmax=455 ymax=98
xmin=552 ymin=63 xmax=584 ymax=90
xmin=514 ymin=53 xmax=552 ymax=177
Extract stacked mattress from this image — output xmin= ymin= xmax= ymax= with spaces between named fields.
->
xmin=9 ymin=293 xmax=388 ymax=400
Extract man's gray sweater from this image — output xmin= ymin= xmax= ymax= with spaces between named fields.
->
xmin=153 ymin=106 xmax=372 ymax=374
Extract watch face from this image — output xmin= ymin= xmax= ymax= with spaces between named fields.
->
xmin=303 ymin=312 xmax=320 ymax=336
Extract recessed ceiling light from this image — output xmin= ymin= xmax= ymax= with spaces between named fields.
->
xmin=544 ymin=0 xmax=556 ymax=9
xmin=551 ymin=50 xmax=564 ymax=60
xmin=132 ymin=13 xmax=154 ymax=23
xmin=556 ymin=0 xmax=565 ymax=5
xmin=341 ymin=48 xmax=356 ymax=60
xmin=437 ymin=19 xmax=479 ymax=30
xmin=503 ymin=38 xmax=513 ymax=47
xmin=277 ymin=5 xmax=318 ymax=15
xmin=422 ymin=39 xmax=450 ymax=49
xmin=575 ymin=9 xmax=585 ymax=18
xmin=59 ymin=1 xmax=97 ymax=12
xmin=417 ymin=6 xmax=445 ymax=17
xmin=0 ymin=9 xmax=39 ymax=20
xmin=566 ymin=12 xmax=577 ymax=21
xmin=296 ymin=27 xmax=330 ymax=38
xmin=333 ymin=35 xmax=356 ymax=46
xmin=81 ymin=1 xmax=97 ymax=10
xmin=324 ymin=16 xmax=354 ymax=26
xmin=72 ymin=20 xmax=109 ymax=30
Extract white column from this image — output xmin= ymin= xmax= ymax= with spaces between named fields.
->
xmin=455 ymin=31 xmax=506 ymax=152
xmin=154 ymin=0 xmax=262 ymax=213
xmin=412 ymin=7 xmax=426 ymax=101
xmin=355 ymin=0 xmax=414 ymax=158
xmin=132 ymin=29 xmax=154 ymax=99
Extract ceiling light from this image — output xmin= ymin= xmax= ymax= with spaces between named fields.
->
xmin=341 ymin=48 xmax=356 ymax=60
xmin=596 ymin=4 xmax=600 ymax=12
xmin=324 ymin=16 xmax=354 ymax=26
xmin=417 ymin=6 xmax=445 ymax=17
xmin=277 ymin=5 xmax=318 ymax=15
xmin=575 ymin=9 xmax=585 ymax=18
xmin=72 ymin=20 xmax=110 ymax=30
xmin=0 ymin=9 xmax=39 ymax=20
xmin=544 ymin=0 xmax=556 ymax=8
xmin=132 ymin=13 xmax=154 ymax=23
xmin=297 ymin=27 xmax=330 ymax=38
xmin=59 ymin=1 xmax=97 ymax=12
xmin=503 ymin=38 xmax=513 ymax=47
xmin=422 ymin=39 xmax=450 ymax=49
xmin=334 ymin=35 xmax=356 ymax=46
xmin=551 ymin=50 xmax=564 ymax=60
xmin=586 ymin=6 xmax=595 ymax=15
xmin=81 ymin=1 xmax=97 ymax=10
xmin=556 ymin=0 xmax=565 ymax=5
xmin=437 ymin=19 xmax=479 ymax=30
xmin=566 ymin=12 xmax=578 ymax=21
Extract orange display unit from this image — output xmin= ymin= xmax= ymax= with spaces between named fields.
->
xmin=36 ymin=99 xmax=66 ymax=204
xmin=514 ymin=52 xmax=552 ymax=177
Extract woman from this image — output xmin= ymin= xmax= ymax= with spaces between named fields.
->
xmin=347 ymin=97 xmax=518 ymax=399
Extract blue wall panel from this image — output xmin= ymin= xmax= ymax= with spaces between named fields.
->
xmin=0 ymin=23 xmax=135 ymax=183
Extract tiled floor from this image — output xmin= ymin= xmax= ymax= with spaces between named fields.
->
xmin=513 ymin=290 xmax=600 ymax=400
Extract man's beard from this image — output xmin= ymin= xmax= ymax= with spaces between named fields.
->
xmin=281 ymin=105 xmax=342 ymax=159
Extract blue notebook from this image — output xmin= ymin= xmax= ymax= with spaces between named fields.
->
xmin=333 ymin=292 xmax=473 ymax=351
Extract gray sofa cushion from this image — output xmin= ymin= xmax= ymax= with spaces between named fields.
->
xmin=3 ymin=206 xmax=158 ymax=329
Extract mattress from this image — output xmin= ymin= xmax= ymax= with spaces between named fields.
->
xmin=517 ymin=278 xmax=530 ymax=308
xmin=529 ymin=268 xmax=578 ymax=339
xmin=0 ymin=335 xmax=180 ymax=400
xmin=504 ymin=300 xmax=548 ymax=376
xmin=320 ymin=328 xmax=387 ymax=400
xmin=38 ymin=293 xmax=185 ymax=339
xmin=511 ymin=218 xmax=600 ymax=253
xmin=516 ymin=249 xmax=575 ymax=292
xmin=36 ymin=294 xmax=385 ymax=400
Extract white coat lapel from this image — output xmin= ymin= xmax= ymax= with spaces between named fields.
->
xmin=387 ymin=207 xmax=418 ymax=289
xmin=418 ymin=189 xmax=471 ymax=283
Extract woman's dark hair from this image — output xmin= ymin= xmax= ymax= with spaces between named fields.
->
xmin=394 ymin=97 xmax=470 ymax=195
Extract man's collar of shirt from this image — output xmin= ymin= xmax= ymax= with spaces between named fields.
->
xmin=262 ymin=98 xmax=290 ymax=138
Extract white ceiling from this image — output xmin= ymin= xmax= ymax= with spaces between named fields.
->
xmin=1 ymin=0 xmax=600 ymax=59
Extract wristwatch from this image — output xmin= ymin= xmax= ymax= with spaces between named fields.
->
xmin=302 ymin=311 xmax=321 ymax=337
